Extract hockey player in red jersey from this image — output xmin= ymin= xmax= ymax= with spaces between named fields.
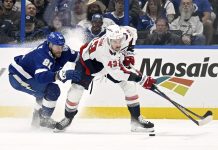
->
xmin=55 ymin=24 xmax=156 ymax=132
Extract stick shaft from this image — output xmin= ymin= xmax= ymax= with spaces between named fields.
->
xmin=154 ymin=87 xmax=203 ymax=119
xmin=151 ymin=88 xmax=199 ymax=125
xmin=129 ymin=64 xmax=211 ymax=125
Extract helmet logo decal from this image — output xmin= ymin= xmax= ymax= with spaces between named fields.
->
xmin=47 ymin=32 xmax=65 ymax=46
xmin=57 ymin=34 xmax=63 ymax=39
xmin=50 ymin=32 xmax=55 ymax=38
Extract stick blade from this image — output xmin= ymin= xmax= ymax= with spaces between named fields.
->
xmin=198 ymin=111 xmax=213 ymax=126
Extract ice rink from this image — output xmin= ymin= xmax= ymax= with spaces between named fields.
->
xmin=0 ymin=118 xmax=217 ymax=150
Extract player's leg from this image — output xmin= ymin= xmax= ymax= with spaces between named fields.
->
xmin=55 ymin=60 xmax=94 ymax=131
xmin=118 ymin=81 xmax=154 ymax=132
xmin=9 ymin=74 xmax=44 ymax=127
xmin=8 ymin=75 xmax=59 ymax=129
xmin=38 ymin=83 xmax=60 ymax=129
xmin=55 ymin=83 xmax=84 ymax=130
xmin=17 ymin=80 xmax=60 ymax=129
xmin=24 ymin=82 xmax=60 ymax=129
xmin=31 ymin=97 xmax=42 ymax=128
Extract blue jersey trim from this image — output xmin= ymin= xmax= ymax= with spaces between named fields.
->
xmin=0 ymin=44 xmax=32 ymax=48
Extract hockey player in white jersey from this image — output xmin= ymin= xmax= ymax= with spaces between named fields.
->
xmin=55 ymin=24 xmax=156 ymax=132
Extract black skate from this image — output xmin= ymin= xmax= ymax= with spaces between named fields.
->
xmin=55 ymin=117 xmax=72 ymax=131
xmin=40 ymin=115 xmax=57 ymax=129
xmin=31 ymin=109 xmax=41 ymax=128
xmin=131 ymin=116 xmax=154 ymax=132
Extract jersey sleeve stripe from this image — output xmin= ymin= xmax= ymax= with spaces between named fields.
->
xmin=11 ymin=61 xmax=32 ymax=79
xmin=35 ymin=68 xmax=48 ymax=74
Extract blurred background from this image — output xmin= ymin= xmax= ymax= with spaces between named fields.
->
xmin=0 ymin=0 xmax=217 ymax=46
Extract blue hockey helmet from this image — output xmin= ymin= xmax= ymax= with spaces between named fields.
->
xmin=47 ymin=32 xmax=65 ymax=46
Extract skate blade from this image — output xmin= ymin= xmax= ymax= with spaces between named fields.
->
xmin=131 ymin=127 xmax=155 ymax=133
xmin=53 ymin=128 xmax=66 ymax=133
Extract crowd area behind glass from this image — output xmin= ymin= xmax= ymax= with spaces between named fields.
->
xmin=0 ymin=0 xmax=218 ymax=45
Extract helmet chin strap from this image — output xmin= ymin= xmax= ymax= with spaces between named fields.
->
xmin=107 ymin=38 xmax=114 ymax=52
xmin=48 ymin=43 xmax=57 ymax=59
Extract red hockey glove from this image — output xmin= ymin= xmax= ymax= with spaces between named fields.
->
xmin=123 ymin=55 xmax=135 ymax=69
xmin=140 ymin=76 xmax=156 ymax=89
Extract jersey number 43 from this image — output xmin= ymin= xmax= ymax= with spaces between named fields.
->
xmin=108 ymin=60 xmax=120 ymax=68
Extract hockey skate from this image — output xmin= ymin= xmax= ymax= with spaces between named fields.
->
xmin=55 ymin=117 xmax=72 ymax=131
xmin=31 ymin=109 xmax=41 ymax=128
xmin=131 ymin=116 xmax=154 ymax=132
xmin=40 ymin=115 xmax=57 ymax=129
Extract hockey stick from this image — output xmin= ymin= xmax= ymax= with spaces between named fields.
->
xmin=130 ymin=64 xmax=213 ymax=126
xmin=151 ymin=86 xmax=213 ymax=126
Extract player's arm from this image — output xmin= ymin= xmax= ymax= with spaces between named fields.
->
xmin=65 ymin=45 xmax=80 ymax=63
xmin=80 ymin=39 xmax=104 ymax=76
xmin=121 ymin=26 xmax=138 ymax=69
xmin=107 ymin=62 xmax=156 ymax=89
xmin=124 ymin=66 xmax=156 ymax=89
xmin=122 ymin=26 xmax=138 ymax=46
xmin=34 ymin=58 xmax=56 ymax=84
xmin=34 ymin=57 xmax=80 ymax=84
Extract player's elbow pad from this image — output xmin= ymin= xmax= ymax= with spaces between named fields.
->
xmin=84 ymin=59 xmax=104 ymax=74
xmin=128 ymin=72 xmax=142 ymax=82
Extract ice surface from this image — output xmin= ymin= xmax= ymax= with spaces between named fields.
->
xmin=0 ymin=118 xmax=217 ymax=150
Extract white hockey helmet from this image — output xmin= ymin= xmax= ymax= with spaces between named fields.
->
xmin=106 ymin=25 xmax=124 ymax=52
xmin=106 ymin=24 xmax=124 ymax=40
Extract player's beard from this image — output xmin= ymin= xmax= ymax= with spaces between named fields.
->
xmin=51 ymin=50 xmax=62 ymax=58
xmin=179 ymin=6 xmax=193 ymax=21
xmin=54 ymin=52 xmax=62 ymax=58
xmin=50 ymin=45 xmax=62 ymax=58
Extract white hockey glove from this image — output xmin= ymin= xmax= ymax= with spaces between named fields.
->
xmin=56 ymin=70 xmax=81 ymax=83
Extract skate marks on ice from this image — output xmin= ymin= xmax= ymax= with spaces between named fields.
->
xmin=55 ymin=119 xmax=214 ymax=137
xmin=0 ymin=118 xmax=217 ymax=150
xmin=0 ymin=118 xmax=216 ymax=136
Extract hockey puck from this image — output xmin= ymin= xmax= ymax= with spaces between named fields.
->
xmin=149 ymin=133 xmax=155 ymax=136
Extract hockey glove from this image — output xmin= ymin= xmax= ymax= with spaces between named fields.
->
xmin=56 ymin=70 xmax=81 ymax=83
xmin=123 ymin=55 xmax=135 ymax=69
xmin=140 ymin=76 xmax=156 ymax=90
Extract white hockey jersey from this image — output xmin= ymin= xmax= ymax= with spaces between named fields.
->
xmin=80 ymin=26 xmax=138 ymax=82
